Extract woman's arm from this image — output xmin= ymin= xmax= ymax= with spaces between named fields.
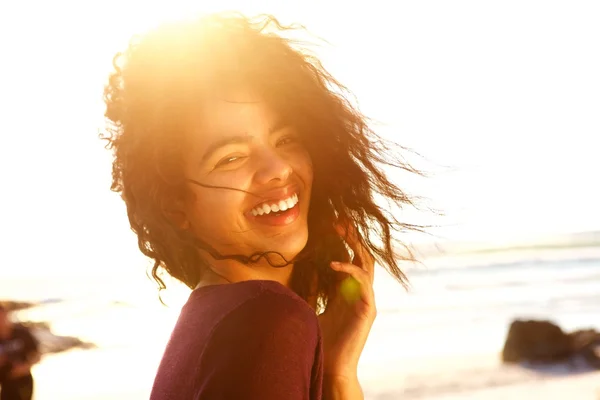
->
xmin=319 ymin=223 xmax=377 ymax=400
xmin=323 ymin=375 xmax=364 ymax=400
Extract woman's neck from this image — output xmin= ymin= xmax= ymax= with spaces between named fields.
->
xmin=195 ymin=259 xmax=294 ymax=289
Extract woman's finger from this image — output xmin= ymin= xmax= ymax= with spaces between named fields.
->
xmin=330 ymin=261 xmax=376 ymax=310
xmin=330 ymin=262 xmax=373 ymax=293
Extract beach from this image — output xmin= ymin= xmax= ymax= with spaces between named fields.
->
xmin=2 ymin=1 xmax=599 ymax=398
xmin=3 ymin=239 xmax=599 ymax=399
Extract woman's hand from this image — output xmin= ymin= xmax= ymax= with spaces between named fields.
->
xmin=318 ymin=223 xmax=376 ymax=390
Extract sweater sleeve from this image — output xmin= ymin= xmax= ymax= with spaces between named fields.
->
xmin=195 ymin=288 xmax=322 ymax=400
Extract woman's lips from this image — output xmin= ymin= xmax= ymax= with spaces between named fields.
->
xmin=247 ymin=204 xmax=300 ymax=227
xmin=249 ymin=193 xmax=299 ymax=216
xmin=246 ymin=194 xmax=301 ymax=227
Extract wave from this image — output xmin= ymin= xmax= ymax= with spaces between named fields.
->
xmin=414 ymin=230 xmax=600 ymax=258
xmin=367 ymin=357 xmax=599 ymax=399
xmin=444 ymin=272 xmax=600 ymax=291
xmin=1 ymin=297 xmax=140 ymax=356
xmin=409 ymin=254 xmax=600 ymax=276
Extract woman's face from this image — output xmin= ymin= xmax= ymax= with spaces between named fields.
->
xmin=182 ymin=91 xmax=313 ymax=262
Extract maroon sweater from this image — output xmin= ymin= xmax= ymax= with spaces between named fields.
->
xmin=150 ymin=280 xmax=323 ymax=400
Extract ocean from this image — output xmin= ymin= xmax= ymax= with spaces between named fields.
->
xmin=3 ymin=242 xmax=599 ymax=399
xmin=360 ymin=245 xmax=600 ymax=399
xmin=2 ymin=2 xmax=600 ymax=398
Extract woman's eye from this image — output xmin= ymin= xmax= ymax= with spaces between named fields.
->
xmin=215 ymin=155 xmax=245 ymax=168
xmin=276 ymin=135 xmax=299 ymax=147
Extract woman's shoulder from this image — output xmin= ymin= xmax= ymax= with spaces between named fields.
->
xmin=195 ymin=280 xmax=319 ymax=337
xmin=245 ymin=280 xmax=317 ymax=321
xmin=194 ymin=279 xmax=313 ymax=312
xmin=187 ymin=281 xmax=323 ymax=400
xmin=203 ymin=281 xmax=321 ymax=357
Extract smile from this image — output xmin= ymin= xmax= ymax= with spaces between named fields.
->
xmin=250 ymin=193 xmax=299 ymax=216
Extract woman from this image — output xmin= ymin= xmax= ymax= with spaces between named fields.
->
xmin=103 ymin=13 xmax=417 ymax=400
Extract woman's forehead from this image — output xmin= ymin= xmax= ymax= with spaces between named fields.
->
xmin=188 ymin=91 xmax=282 ymax=144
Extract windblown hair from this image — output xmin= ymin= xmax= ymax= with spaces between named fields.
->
xmin=103 ymin=13 xmax=421 ymax=306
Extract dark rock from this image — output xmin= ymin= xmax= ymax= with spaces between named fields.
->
xmin=0 ymin=300 xmax=37 ymax=312
xmin=2 ymin=304 xmax=97 ymax=355
xmin=502 ymin=320 xmax=573 ymax=363
xmin=31 ymin=326 xmax=96 ymax=354
xmin=581 ymin=337 xmax=600 ymax=369
xmin=16 ymin=322 xmax=97 ymax=354
xmin=502 ymin=319 xmax=600 ymax=370
xmin=569 ymin=329 xmax=600 ymax=352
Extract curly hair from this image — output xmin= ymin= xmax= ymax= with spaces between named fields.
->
xmin=102 ymin=13 xmax=421 ymax=306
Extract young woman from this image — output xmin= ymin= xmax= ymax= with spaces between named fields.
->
xmin=103 ymin=13 xmax=417 ymax=400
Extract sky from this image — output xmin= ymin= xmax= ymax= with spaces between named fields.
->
xmin=1 ymin=0 xmax=599 ymax=277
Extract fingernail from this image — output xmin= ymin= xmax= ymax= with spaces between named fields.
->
xmin=330 ymin=261 xmax=341 ymax=268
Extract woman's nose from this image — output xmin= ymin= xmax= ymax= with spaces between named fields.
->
xmin=253 ymin=147 xmax=293 ymax=185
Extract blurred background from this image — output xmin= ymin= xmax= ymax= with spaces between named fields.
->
xmin=1 ymin=0 xmax=599 ymax=398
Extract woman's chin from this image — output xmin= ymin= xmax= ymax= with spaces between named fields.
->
xmin=203 ymin=223 xmax=309 ymax=265
xmin=256 ymin=230 xmax=308 ymax=264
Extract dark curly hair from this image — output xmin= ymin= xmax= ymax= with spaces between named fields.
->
xmin=102 ymin=13 xmax=421 ymax=307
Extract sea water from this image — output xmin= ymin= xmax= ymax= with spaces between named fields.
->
xmin=2 ymin=245 xmax=599 ymax=399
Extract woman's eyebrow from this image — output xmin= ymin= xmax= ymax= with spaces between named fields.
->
xmin=268 ymin=119 xmax=290 ymax=134
xmin=200 ymin=120 xmax=289 ymax=162
xmin=200 ymin=135 xmax=254 ymax=163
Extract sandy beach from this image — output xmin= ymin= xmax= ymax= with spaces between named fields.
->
xmin=3 ymin=243 xmax=599 ymax=399
xmin=27 ymin=342 xmax=600 ymax=399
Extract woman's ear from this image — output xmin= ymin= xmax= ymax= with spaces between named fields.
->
xmin=167 ymin=210 xmax=191 ymax=230
xmin=165 ymin=199 xmax=191 ymax=230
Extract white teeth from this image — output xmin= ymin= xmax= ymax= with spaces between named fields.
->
xmin=250 ymin=193 xmax=299 ymax=216
xmin=278 ymin=200 xmax=288 ymax=211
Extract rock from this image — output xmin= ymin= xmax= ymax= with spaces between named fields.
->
xmin=30 ymin=326 xmax=96 ymax=354
xmin=581 ymin=337 xmax=600 ymax=369
xmin=502 ymin=319 xmax=600 ymax=370
xmin=16 ymin=322 xmax=97 ymax=354
xmin=2 ymin=300 xmax=97 ymax=356
xmin=0 ymin=300 xmax=37 ymax=312
xmin=569 ymin=329 xmax=600 ymax=352
xmin=502 ymin=320 xmax=572 ymax=363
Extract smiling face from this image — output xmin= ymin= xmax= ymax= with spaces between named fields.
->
xmin=182 ymin=91 xmax=313 ymax=265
